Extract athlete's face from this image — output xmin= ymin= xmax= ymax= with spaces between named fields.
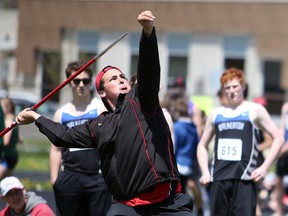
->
xmin=70 ymin=71 xmax=92 ymax=98
xmin=99 ymin=68 xmax=131 ymax=104
xmin=223 ymin=78 xmax=244 ymax=106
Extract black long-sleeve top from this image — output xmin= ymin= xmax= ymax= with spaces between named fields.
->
xmin=35 ymin=27 xmax=180 ymax=200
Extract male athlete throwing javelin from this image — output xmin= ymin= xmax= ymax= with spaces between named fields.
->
xmin=16 ymin=10 xmax=193 ymax=216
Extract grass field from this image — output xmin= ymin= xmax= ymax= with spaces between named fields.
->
xmin=16 ymin=138 xmax=50 ymax=172
xmin=16 ymin=151 xmax=50 ymax=172
xmin=14 ymin=138 xmax=52 ymax=190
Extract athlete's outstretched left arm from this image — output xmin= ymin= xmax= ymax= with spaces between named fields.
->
xmin=16 ymin=108 xmax=94 ymax=149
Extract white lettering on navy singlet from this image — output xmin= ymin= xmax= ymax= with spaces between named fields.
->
xmin=218 ymin=121 xmax=245 ymax=131
xmin=61 ymin=104 xmax=98 ymax=152
xmin=65 ymin=109 xmax=97 ymax=128
xmin=215 ymin=111 xmax=249 ymax=161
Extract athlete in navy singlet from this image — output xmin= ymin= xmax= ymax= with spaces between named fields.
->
xmin=60 ymin=100 xmax=101 ymax=174
xmin=212 ymin=106 xmax=260 ymax=181
xmin=50 ymin=62 xmax=111 ymax=216
xmin=197 ymin=68 xmax=284 ymax=216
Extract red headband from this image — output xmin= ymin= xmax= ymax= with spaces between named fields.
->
xmin=95 ymin=65 xmax=121 ymax=91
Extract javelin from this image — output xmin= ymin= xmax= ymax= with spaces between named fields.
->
xmin=0 ymin=32 xmax=128 ymax=137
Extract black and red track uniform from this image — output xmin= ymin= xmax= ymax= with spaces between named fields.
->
xmin=35 ymin=28 xmax=181 ymax=203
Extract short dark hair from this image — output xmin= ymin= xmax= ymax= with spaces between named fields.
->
xmin=174 ymin=96 xmax=189 ymax=117
xmin=130 ymin=73 xmax=137 ymax=87
xmin=65 ymin=61 xmax=93 ymax=79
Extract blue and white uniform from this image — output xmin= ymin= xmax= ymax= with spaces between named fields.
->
xmin=53 ymin=98 xmax=111 ymax=216
xmin=208 ymin=102 xmax=261 ymax=216
xmin=60 ymin=99 xmax=101 ymax=174
xmin=211 ymin=105 xmax=260 ymax=181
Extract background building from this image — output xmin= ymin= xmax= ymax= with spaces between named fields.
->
xmin=0 ymin=8 xmax=18 ymax=95
xmin=2 ymin=0 xmax=288 ymax=114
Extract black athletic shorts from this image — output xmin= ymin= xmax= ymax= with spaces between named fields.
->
xmin=209 ymin=179 xmax=256 ymax=216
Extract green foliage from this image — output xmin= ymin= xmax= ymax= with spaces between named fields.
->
xmin=20 ymin=178 xmax=52 ymax=191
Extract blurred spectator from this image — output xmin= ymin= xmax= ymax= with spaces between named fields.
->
xmin=273 ymin=101 xmax=288 ymax=216
xmin=0 ymin=176 xmax=54 ymax=215
xmin=49 ymin=61 xmax=111 ymax=216
xmin=162 ymin=107 xmax=175 ymax=144
xmin=217 ymin=89 xmax=228 ymax=107
xmin=129 ymin=73 xmax=137 ymax=87
xmin=163 ymin=77 xmax=203 ymax=137
xmin=173 ymin=96 xmax=203 ymax=215
xmin=253 ymin=96 xmax=273 ymax=216
xmin=253 ymin=96 xmax=267 ymax=107
xmin=0 ymin=98 xmax=23 ymax=179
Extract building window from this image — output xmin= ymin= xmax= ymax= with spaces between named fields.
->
xmin=78 ymin=31 xmax=98 ymax=71
xmin=225 ymin=58 xmax=244 ymax=71
xmin=224 ymin=36 xmax=247 ymax=71
xmin=168 ymin=56 xmax=187 ymax=87
xmin=0 ymin=54 xmax=10 ymax=90
xmin=42 ymin=51 xmax=61 ymax=102
xmin=130 ymin=33 xmax=141 ymax=78
xmin=78 ymin=31 xmax=98 ymax=52
xmin=130 ymin=55 xmax=138 ymax=78
xmin=79 ymin=52 xmax=97 ymax=72
xmin=263 ymin=60 xmax=284 ymax=114
xmin=168 ymin=34 xmax=189 ymax=87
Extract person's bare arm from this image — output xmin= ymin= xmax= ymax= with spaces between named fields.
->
xmin=17 ymin=127 xmax=24 ymax=144
xmin=251 ymin=104 xmax=284 ymax=182
xmin=192 ymin=105 xmax=204 ymax=137
xmin=279 ymin=102 xmax=288 ymax=135
xmin=50 ymin=144 xmax=62 ymax=185
xmin=278 ymin=102 xmax=288 ymax=156
xmin=17 ymin=108 xmax=93 ymax=148
xmin=197 ymin=111 xmax=215 ymax=186
xmin=49 ymin=109 xmax=63 ymax=185
xmin=3 ymin=114 xmax=14 ymax=146
xmin=257 ymin=131 xmax=273 ymax=152
xmin=162 ymin=108 xmax=175 ymax=145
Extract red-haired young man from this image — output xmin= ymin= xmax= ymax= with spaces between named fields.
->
xmin=197 ymin=68 xmax=284 ymax=216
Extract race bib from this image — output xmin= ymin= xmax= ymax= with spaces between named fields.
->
xmin=217 ymin=138 xmax=242 ymax=161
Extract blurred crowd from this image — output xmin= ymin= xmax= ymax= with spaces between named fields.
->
xmin=161 ymin=73 xmax=288 ymax=216
xmin=1 ymin=68 xmax=288 ymax=216
xmin=1 ymin=69 xmax=288 ymax=215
